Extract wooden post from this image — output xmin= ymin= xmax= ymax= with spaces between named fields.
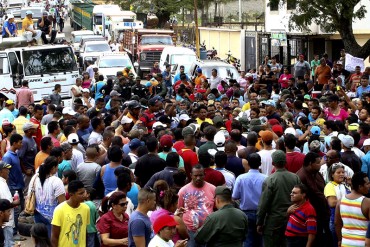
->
xmin=194 ymin=0 xmax=200 ymax=57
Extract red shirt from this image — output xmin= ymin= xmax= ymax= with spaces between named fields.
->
xmin=285 ymin=200 xmax=317 ymax=237
xmin=178 ymin=148 xmax=198 ymax=179
xmin=139 ymin=110 xmax=156 ymax=133
xmin=286 ymin=152 xmax=305 ymax=173
xmin=173 ymin=141 xmax=185 ymax=152
xmin=204 ymin=168 xmax=225 ymax=186
xmin=97 ymin=211 xmax=129 ymax=247
xmin=30 ymin=117 xmax=42 ymax=149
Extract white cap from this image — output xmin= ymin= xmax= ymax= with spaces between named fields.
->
xmin=284 ymin=127 xmax=296 ymax=136
xmin=62 ymin=107 xmax=77 ymax=116
xmin=179 ymin=114 xmax=190 ymax=122
xmin=363 ymin=139 xmax=370 ymax=147
xmin=7 ymin=14 xmax=14 ymax=19
xmin=338 ymin=134 xmax=354 ymax=148
xmin=214 ymin=131 xmax=226 ymax=147
xmin=121 ymin=116 xmax=133 ymax=125
xmin=152 ymin=122 xmax=167 ymax=129
xmin=67 ymin=133 xmax=79 ymax=144
xmin=81 ymin=88 xmax=90 ymax=93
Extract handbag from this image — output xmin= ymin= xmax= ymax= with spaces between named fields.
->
xmin=24 ymin=174 xmax=38 ymax=215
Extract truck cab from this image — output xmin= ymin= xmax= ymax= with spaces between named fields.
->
xmin=92 ymin=5 xmax=120 ymax=35
xmin=79 ymin=40 xmax=112 ymax=70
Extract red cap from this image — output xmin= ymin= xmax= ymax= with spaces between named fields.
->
xmin=268 ymin=119 xmax=280 ymax=126
xmin=272 ymin=125 xmax=284 ymax=137
xmin=153 ymin=214 xmax=178 ymax=234
xmin=160 ymin=134 xmax=173 ymax=148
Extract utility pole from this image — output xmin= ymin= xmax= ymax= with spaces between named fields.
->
xmin=194 ymin=0 xmax=200 ymax=57
xmin=239 ymin=0 xmax=242 ymax=22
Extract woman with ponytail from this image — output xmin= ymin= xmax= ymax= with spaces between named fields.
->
xmin=150 ymin=187 xmax=189 ymax=242
xmin=28 ymin=156 xmax=65 ymax=236
xmin=97 ymin=191 xmax=129 ymax=246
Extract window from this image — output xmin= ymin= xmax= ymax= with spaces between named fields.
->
xmin=269 ymin=0 xmax=279 ymax=11
xmin=8 ymin=52 xmax=18 ymax=75
xmin=23 ymin=47 xmax=77 ymax=76
xmin=0 ymin=56 xmax=10 ymax=74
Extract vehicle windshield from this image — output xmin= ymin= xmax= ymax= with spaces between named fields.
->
xmin=0 ymin=57 xmax=10 ymax=74
xmin=73 ymin=36 xmax=83 ymax=43
xmin=85 ymin=44 xmax=110 ymax=52
xmin=99 ymin=57 xmax=131 ymax=68
xmin=171 ymin=54 xmax=196 ymax=71
xmin=202 ymin=66 xmax=240 ymax=79
xmin=141 ymin=36 xmax=173 ymax=45
xmin=23 ymin=47 xmax=78 ymax=76
xmin=94 ymin=16 xmax=102 ymax=25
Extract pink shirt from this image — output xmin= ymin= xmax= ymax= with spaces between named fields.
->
xmin=178 ymin=182 xmax=215 ymax=231
xmin=48 ymin=135 xmax=60 ymax=147
xmin=278 ymin=74 xmax=292 ymax=88
xmin=325 ymin=108 xmax=349 ymax=122
xmin=16 ymin=86 xmax=34 ymax=108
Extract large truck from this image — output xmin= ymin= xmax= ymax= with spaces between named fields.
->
xmin=70 ymin=1 xmax=95 ymax=31
xmin=123 ymin=29 xmax=176 ymax=77
xmin=92 ymin=4 xmax=121 ymax=35
xmin=101 ymin=10 xmax=138 ymax=40
xmin=0 ymin=45 xmax=79 ymax=102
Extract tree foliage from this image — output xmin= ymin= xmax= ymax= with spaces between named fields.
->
xmin=269 ymin=0 xmax=370 ymax=58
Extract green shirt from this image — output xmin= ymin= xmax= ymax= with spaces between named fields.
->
xmin=158 ymin=152 xmax=184 ymax=168
xmin=310 ymin=59 xmax=320 ymax=76
xmin=195 ymin=204 xmax=248 ymax=247
xmin=84 ymin=201 xmax=99 ymax=233
xmin=257 ymin=168 xmax=301 ymax=233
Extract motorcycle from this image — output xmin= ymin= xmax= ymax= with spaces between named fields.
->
xmin=224 ymin=50 xmax=241 ymax=71
xmin=201 ymin=41 xmax=219 ymax=60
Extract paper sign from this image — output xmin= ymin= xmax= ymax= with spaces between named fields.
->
xmin=345 ymin=53 xmax=365 ymax=72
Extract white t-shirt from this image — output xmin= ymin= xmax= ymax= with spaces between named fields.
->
xmin=215 ymin=168 xmax=235 ymax=190
xmin=88 ymin=131 xmax=103 ymax=145
xmin=148 ymin=234 xmax=174 ymax=247
xmin=0 ymin=177 xmax=14 ymax=227
xmin=257 ymin=149 xmax=276 ymax=175
xmin=209 ymin=76 xmax=222 ymax=89
xmin=71 ymin=148 xmax=84 ymax=171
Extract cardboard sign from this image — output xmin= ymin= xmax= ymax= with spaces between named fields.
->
xmin=345 ymin=53 xmax=365 ymax=72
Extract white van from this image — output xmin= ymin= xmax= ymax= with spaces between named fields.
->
xmin=159 ymin=47 xmax=197 ymax=73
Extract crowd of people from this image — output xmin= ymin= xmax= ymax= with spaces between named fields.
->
xmin=0 ymin=50 xmax=370 ymax=247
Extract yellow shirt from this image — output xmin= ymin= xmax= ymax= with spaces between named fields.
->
xmin=242 ymin=102 xmax=250 ymax=112
xmin=22 ymin=17 xmax=33 ymax=31
xmin=51 ymin=201 xmax=90 ymax=247
xmin=196 ymin=118 xmax=213 ymax=125
xmin=34 ymin=151 xmax=49 ymax=171
xmin=13 ymin=116 xmax=29 ymax=136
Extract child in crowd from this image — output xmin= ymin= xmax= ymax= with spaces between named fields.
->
xmin=62 ymin=170 xmax=77 ymax=199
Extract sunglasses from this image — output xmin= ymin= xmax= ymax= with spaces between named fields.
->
xmin=118 ymin=202 xmax=128 ymax=207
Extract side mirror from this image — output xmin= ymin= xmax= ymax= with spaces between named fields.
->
xmin=17 ymin=63 xmax=23 ymax=75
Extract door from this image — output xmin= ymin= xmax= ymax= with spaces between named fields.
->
xmin=245 ymin=35 xmax=256 ymax=71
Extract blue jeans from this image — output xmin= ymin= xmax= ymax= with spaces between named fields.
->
xmin=4 ymin=226 xmax=14 ymax=247
xmin=166 ymin=86 xmax=173 ymax=98
xmin=243 ymin=210 xmax=262 ymax=247
xmin=87 ymin=232 xmax=97 ymax=247
xmin=34 ymin=211 xmax=52 ymax=237
xmin=187 ymin=230 xmax=205 ymax=247
xmin=329 ymin=220 xmax=337 ymax=247
xmin=10 ymin=189 xmax=24 ymax=235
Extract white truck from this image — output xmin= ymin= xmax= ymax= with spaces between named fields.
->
xmin=92 ymin=4 xmax=120 ymax=35
xmin=0 ymin=45 xmax=79 ymax=101
xmin=101 ymin=10 xmax=140 ymax=40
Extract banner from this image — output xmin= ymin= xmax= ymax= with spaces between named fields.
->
xmin=345 ymin=53 xmax=365 ymax=72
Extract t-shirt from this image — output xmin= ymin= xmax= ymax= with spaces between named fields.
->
xmin=148 ymin=235 xmax=174 ymax=247
xmin=158 ymin=152 xmax=184 ymax=168
xmin=84 ymin=201 xmax=98 ymax=233
xmin=315 ymin=65 xmax=331 ymax=84
xmin=178 ymin=182 xmax=215 ymax=231
xmin=88 ymin=131 xmax=103 ymax=145
xmin=2 ymin=150 xmax=24 ymax=190
xmin=257 ymin=149 xmax=276 ymax=175
xmin=22 ymin=17 xmax=33 ymax=31
xmin=134 ymin=154 xmax=166 ymax=188
xmin=34 ymin=151 xmax=49 ymax=171
xmin=310 ymin=59 xmax=320 ymax=76
xmin=91 ymin=81 xmax=106 ymax=100
xmin=2 ymin=20 xmax=16 ymax=36
xmin=51 ymin=201 xmax=90 ymax=247
xmin=29 ymin=175 xmax=65 ymax=220
xmin=58 ymin=160 xmax=72 ymax=178
xmin=76 ymin=162 xmax=101 ymax=190
xmin=17 ymin=135 xmax=37 ymax=171
xmin=71 ymin=149 xmax=84 ymax=171
xmin=128 ymin=211 xmax=153 ymax=247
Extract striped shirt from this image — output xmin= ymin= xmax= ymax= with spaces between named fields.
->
xmin=340 ymin=196 xmax=368 ymax=247
xmin=285 ymin=200 xmax=317 ymax=237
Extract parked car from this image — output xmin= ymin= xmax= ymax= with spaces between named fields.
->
xmin=95 ymin=52 xmax=136 ymax=80
xmin=188 ymin=60 xmax=240 ymax=82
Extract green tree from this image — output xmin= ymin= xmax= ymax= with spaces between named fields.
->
xmin=269 ymin=0 xmax=370 ymax=58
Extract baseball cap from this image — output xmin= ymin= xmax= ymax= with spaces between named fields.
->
xmin=261 ymin=100 xmax=276 ymax=108
xmin=160 ymin=134 xmax=173 ymax=148
xmin=272 ymin=150 xmax=286 ymax=165
xmin=126 ymin=66 xmax=132 ymax=69
xmin=348 ymin=123 xmax=359 ymax=131
xmin=153 ymin=214 xmax=178 ymax=234
xmin=364 ymin=139 xmax=370 ymax=147
xmin=42 ymin=11 xmax=48 ymax=16
xmin=338 ymin=134 xmax=354 ymax=148
xmin=0 ymin=199 xmax=12 ymax=211
xmin=7 ymin=14 xmax=14 ymax=19
xmin=43 ymin=95 xmax=51 ymax=101
xmin=268 ymin=119 xmax=280 ymax=126
xmin=159 ymin=115 xmax=172 ymax=124
xmin=272 ymin=125 xmax=283 ymax=137
xmin=67 ymin=133 xmax=79 ymax=144
xmin=121 ymin=116 xmax=133 ymax=125
xmin=82 ymin=88 xmax=90 ymax=93
xmin=281 ymin=89 xmax=290 ymax=96
xmin=110 ymin=90 xmax=121 ymax=97
xmin=62 ymin=107 xmax=77 ymax=116
xmin=214 ymin=131 xmax=226 ymax=147
xmin=0 ymin=161 xmax=11 ymax=170
xmin=182 ymin=126 xmax=195 ymax=137
xmin=215 ymin=186 xmax=232 ymax=197
xmin=5 ymin=99 xmax=14 ymax=105
xmin=310 ymin=126 xmax=321 ymax=136
xmin=259 ymin=130 xmax=274 ymax=142
xmin=310 ymin=140 xmax=321 ymax=150
xmin=284 ymin=127 xmax=296 ymax=135
xmin=25 ymin=10 xmax=33 ymax=15
xmin=135 ymin=76 xmax=141 ymax=80
xmin=152 ymin=122 xmax=167 ymax=129
xmin=23 ymin=122 xmax=38 ymax=131
xmin=179 ymin=114 xmax=190 ymax=122
xmin=197 ymin=68 xmax=202 ymax=73
xmin=129 ymin=138 xmax=144 ymax=150
xmin=304 ymin=94 xmax=311 ymax=100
